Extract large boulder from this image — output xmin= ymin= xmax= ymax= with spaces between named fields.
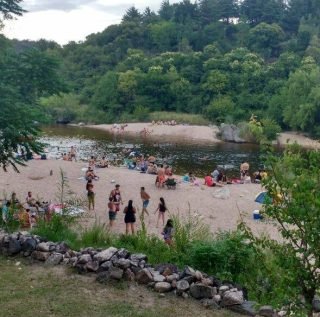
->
xmin=221 ymin=290 xmax=244 ymax=307
xmin=135 ymin=268 xmax=153 ymax=284
xmin=154 ymin=282 xmax=172 ymax=293
xmin=190 ymin=283 xmax=215 ymax=299
xmin=93 ymin=247 xmax=118 ymax=263
xmin=21 ymin=238 xmax=37 ymax=252
xmin=45 ymin=253 xmax=63 ymax=266
xmin=219 ymin=124 xmax=246 ymax=143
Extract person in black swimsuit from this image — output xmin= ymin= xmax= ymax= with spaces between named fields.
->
xmin=155 ymin=197 xmax=167 ymax=228
xmin=124 ymin=200 xmax=136 ymax=234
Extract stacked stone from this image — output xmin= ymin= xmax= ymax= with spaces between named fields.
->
xmin=1 ymin=230 xmax=319 ymax=317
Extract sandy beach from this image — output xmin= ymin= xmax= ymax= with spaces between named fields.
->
xmin=0 ymin=160 xmax=280 ymax=239
xmin=86 ymin=123 xmax=222 ymax=144
xmin=86 ymin=122 xmax=320 ymax=149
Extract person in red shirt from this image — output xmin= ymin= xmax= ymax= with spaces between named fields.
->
xmin=204 ymin=173 xmax=223 ymax=187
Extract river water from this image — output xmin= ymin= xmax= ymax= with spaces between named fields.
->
xmin=41 ymin=125 xmax=265 ymax=177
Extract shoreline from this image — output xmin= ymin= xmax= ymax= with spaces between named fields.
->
xmin=85 ymin=123 xmax=222 ymax=145
xmin=84 ymin=123 xmax=320 ymax=149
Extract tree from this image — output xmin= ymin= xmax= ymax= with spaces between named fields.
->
xmin=260 ymin=146 xmax=320 ymax=316
xmin=0 ymin=48 xmax=63 ymax=170
xmin=122 ymin=6 xmax=142 ymax=23
xmin=159 ymin=0 xmax=175 ymax=21
xmin=0 ymin=0 xmax=25 ymax=24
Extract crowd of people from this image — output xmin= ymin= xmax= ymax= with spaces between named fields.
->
xmin=1 ymin=191 xmax=51 ymax=229
xmin=151 ymin=120 xmax=177 ymax=126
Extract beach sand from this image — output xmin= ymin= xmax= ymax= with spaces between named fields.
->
xmin=0 ymin=160 xmax=280 ymax=239
xmin=86 ymin=123 xmax=222 ymax=144
xmin=277 ymin=132 xmax=320 ymax=149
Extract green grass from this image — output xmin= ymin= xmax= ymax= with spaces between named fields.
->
xmin=0 ymin=257 xmax=237 ymax=317
xmin=149 ymin=112 xmax=210 ymax=125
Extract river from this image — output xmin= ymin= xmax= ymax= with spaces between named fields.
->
xmin=41 ymin=125 xmax=266 ymax=177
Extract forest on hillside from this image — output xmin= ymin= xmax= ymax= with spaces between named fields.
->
xmin=6 ymin=0 xmax=320 ymax=135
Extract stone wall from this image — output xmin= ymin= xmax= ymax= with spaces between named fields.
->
xmin=1 ymin=230 xmax=319 ymax=317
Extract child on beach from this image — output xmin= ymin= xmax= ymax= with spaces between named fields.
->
xmin=155 ymin=197 xmax=167 ymax=228
xmin=87 ymin=181 xmax=95 ymax=211
xmin=108 ymin=197 xmax=116 ymax=227
xmin=162 ymin=219 xmax=174 ymax=246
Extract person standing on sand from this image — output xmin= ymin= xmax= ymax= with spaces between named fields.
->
xmin=124 ymin=200 xmax=136 ymax=235
xmin=140 ymin=187 xmax=150 ymax=217
xmin=240 ymin=161 xmax=250 ymax=179
xmin=157 ymin=164 xmax=166 ymax=188
xmin=87 ymin=180 xmax=95 ymax=211
xmin=155 ymin=197 xmax=167 ymax=228
xmin=108 ymin=197 xmax=116 ymax=228
xmin=70 ymin=146 xmax=77 ymax=161
xmin=110 ymin=184 xmax=123 ymax=212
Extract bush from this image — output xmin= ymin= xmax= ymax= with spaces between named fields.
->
xmin=205 ymin=96 xmax=235 ymax=123
xmin=33 ymin=213 xmax=77 ymax=245
xmin=133 ymin=105 xmax=150 ymax=122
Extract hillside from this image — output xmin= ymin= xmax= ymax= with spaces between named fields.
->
xmin=8 ymin=0 xmax=320 ymax=136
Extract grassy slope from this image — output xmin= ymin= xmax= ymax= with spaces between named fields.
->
xmin=0 ymin=256 xmax=237 ymax=317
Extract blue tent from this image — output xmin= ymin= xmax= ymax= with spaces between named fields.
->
xmin=255 ymin=191 xmax=272 ymax=204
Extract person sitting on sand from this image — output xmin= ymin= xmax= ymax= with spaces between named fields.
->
xmin=162 ymin=219 xmax=174 ymax=246
xmin=188 ymin=172 xmax=196 ymax=183
xmin=204 ymin=173 xmax=223 ymax=187
xmin=96 ymin=156 xmax=109 ymax=168
xmin=147 ymin=155 xmax=156 ymax=163
xmin=254 ymin=170 xmax=262 ymax=183
xmin=211 ymin=167 xmax=220 ymax=182
xmin=62 ymin=153 xmax=68 ymax=161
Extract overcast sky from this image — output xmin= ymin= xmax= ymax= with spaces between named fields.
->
xmin=3 ymin=0 xmax=182 ymax=45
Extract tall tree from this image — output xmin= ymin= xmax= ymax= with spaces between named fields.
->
xmin=122 ymin=6 xmax=142 ymax=23
xmin=0 ymin=0 xmax=25 ymax=23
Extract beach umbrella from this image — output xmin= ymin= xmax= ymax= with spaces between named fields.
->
xmin=255 ymin=191 xmax=272 ymax=204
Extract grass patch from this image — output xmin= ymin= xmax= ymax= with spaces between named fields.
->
xmin=149 ymin=112 xmax=209 ymax=125
xmin=0 ymin=257 xmax=236 ymax=317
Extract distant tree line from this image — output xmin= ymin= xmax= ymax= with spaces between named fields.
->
xmin=8 ymin=0 xmax=320 ymax=135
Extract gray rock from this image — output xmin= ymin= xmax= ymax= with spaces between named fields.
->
xmin=184 ymin=266 xmax=196 ymax=276
xmin=62 ymin=258 xmax=70 ymax=265
xmin=176 ymin=280 xmax=190 ymax=293
xmin=37 ymin=242 xmax=51 ymax=252
xmin=201 ymin=277 xmax=213 ymax=286
xmin=171 ymin=280 xmax=177 ymax=289
xmin=166 ymin=274 xmax=179 ymax=283
xmin=220 ymin=123 xmax=246 ymax=143
xmin=86 ymin=261 xmax=99 ymax=272
xmin=45 ymin=253 xmax=63 ymax=266
xmin=21 ymin=238 xmax=37 ymax=252
xmin=139 ymin=260 xmax=146 ymax=269
xmin=195 ymin=270 xmax=203 ymax=281
xmin=8 ymin=238 xmax=21 ymax=255
xmin=118 ymin=248 xmax=130 ymax=259
xmin=77 ymin=254 xmax=92 ymax=264
xmin=155 ymin=263 xmax=178 ymax=275
xmin=182 ymin=292 xmax=189 ymax=299
xmin=32 ymin=251 xmax=50 ymax=261
xmin=154 ymin=282 xmax=172 ymax=293
xmin=135 ymin=268 xmax=153 ymax=284
xmin=99 ymin=261 xmax=113 ymax=271
xmin=109 ymin=266 xmax=124 ymax=280
xmin=93 ymin=247 xmax=118 ymax=263
xmin=55 ymin=242 xmax=70 ymax=254
xmin=124 ymin=268 xmax=135 ymax=281
xmin=182 ymin=275 xmax=196 ymax=284
xmin=219 ymin=285 xmax=229 ymax=293
xmin=190 ymin=283 xmax=214 ymax=299
xmin=313 ymin=296 xmax=320 ymax=313
xmin=213 ymin=294 xmax=221 ymax=303
xmin=152 ymin=273 xmax=165 ymax=283
xmin=130 ymin=253 xmax=147 ymax=262
xmin=259 ymin=305 xmax=274 ymax=317
xmin=221 ymin=290 xmax=244 ymax=307
xmin=228 ymin=301 xmax=258 ymax=316
xmin=114 ymin=258 xmax=131 ymax=269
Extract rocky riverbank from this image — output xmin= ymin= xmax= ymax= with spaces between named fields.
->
xmin=3 ymin=230 xmax=316 ymax=317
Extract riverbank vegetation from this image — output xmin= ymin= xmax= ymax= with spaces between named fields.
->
xmin=7 ymin=0 xmax=320 ymax=137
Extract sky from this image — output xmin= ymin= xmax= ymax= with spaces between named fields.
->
xmin=3 ymin=0 xmax=182 ymax=45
